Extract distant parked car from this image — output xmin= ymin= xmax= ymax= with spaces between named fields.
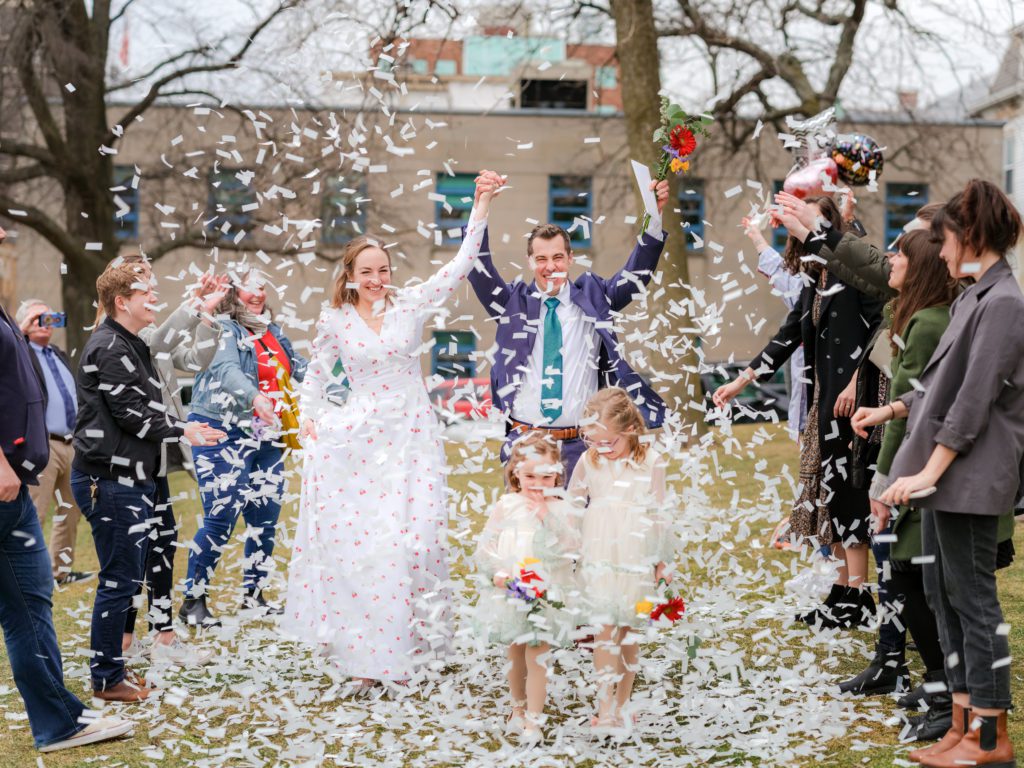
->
xmin=429 ymin=377 xmax=493 ymax=424
xmin=700 ymin=362 xmax=791 ymax=424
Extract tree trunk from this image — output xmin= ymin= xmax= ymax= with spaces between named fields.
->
xmin=610 ymin=0 xmax=707 ymax=439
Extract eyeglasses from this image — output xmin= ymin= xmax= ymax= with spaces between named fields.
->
xmin=582 ymin=434 xmax=624 ymax=450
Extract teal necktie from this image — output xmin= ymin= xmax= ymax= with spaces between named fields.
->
xmin=541 ymin=296 xmax=563 ymax=422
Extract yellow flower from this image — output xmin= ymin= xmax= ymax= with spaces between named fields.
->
xmin=670 ymin=158 xmax=685 ymax=173
xmin=519 ymin=557 xmax=540 ymax=568
xmin=635 ymin=600 xmax=654 ymax=616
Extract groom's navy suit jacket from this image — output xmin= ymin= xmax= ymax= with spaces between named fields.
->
xmin=467 ymin=228 xmax=668 ymax=429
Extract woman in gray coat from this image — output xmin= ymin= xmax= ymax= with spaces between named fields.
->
xmin=856 ymin=179 xmax=1022 ymax=768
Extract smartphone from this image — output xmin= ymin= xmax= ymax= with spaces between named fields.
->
xmin=39 ymin=312 xmax=66 ymax=328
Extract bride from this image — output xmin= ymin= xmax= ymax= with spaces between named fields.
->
xmin=282 ymin=170 xmax=503 ymax=686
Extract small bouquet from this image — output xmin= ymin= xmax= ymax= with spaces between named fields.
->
xmin=636 ymin=581 xmax=686 ymax=625
xmin=641 ymin=97 xmax=713 ymax=232
xmin=505 ymin=558 xmax=564 ymax=615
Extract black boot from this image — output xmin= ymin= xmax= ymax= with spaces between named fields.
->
xmin=797 ymin=583 xmax=844 ymax=625
xmin=910 ymin=691 xmax=953 ymax=741
xmin=178 ymin=596 xmax=221 ymax=628
xmin=900 ymin=669 xmax=945 ymax=710
xmin=241 ymin=587 xmax=283 ymax=616
xmin=838 ymin=652 xmax=910 ymax=695
xmin=813 ymin=586 xmax=872 ymax=630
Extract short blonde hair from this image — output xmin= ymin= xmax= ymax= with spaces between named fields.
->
xmin=331 ymin=235 xmax=392 ymax=307
xmin=581 ymin=387 xmax=648 ymax=464
xmin=96 ymin=263 xmax=149 ymax=318
xmin=505 ymin=431 xmax=564 ymax=492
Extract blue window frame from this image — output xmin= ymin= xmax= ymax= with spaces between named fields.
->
xmin=679 ymin=179 xmax=704 ymax=252
xmin=431 ymin=330 xmax=476 ymax=378
xmin=207 ymin=168 xmax=256 ymax=237
xmin=548 ymin=175 xmax=592 ymax=248
xmin=772 ymin=180 xmax=788 ymax=251
xmin=885 ymin=183 xmax=928 ymax=246
xmin=436 ymin=172 xmax=476 ymax=245
xmin=112 ymin=165 xmax=139 ymax=241
xmin=322 ymin=176 xmax=366 ymax=246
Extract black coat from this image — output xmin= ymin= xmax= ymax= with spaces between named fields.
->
xmin=751 ymin=270 xmax=885 ymax=521
xmin=0 ymin=305 xmax=49 ymax=485
xmin=72 ymin=318 xmax=183 ymax=483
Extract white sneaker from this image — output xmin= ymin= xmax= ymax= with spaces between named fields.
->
xmin=121 ymin=637 xmax=149 ymax=662
xmin=150 ymin=637 xmax=214 ymax=667
xmin=39 ymin=717 xmax=134 ymax=752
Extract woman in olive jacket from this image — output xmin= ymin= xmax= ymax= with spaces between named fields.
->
xmin=857 ymin=180 xmax=1023 ymax=768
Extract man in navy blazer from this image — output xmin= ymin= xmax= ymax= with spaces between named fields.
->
xmin=467 ymin=179 xmax=670 ymax=480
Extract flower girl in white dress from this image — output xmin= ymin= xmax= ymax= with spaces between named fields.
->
xmin=473 ymin=432 xmax=580 ymax=742
xmin=569 ymin=387 xmax=674 ymax=733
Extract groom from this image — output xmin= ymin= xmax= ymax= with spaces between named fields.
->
xmin=468 ymin=178 xmax=670 ymax=480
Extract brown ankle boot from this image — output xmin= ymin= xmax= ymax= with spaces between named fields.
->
xmin=909 ymin=701 xmax=969 ymax=763
xmin=920 ymin=712 xmax=1015 ymax=768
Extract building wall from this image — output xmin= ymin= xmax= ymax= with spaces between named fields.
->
xmin=4 ymin=105 xmax=1002 ymax=374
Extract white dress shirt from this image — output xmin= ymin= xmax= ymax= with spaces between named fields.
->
xmin=511 ymin=280 xmax=600 ymax=428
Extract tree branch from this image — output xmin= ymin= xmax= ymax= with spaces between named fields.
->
xmin=0 ymin=139 xmax=57 ymax=166
xmin=15 ymin=31 xmax=70 ymax=168
xmin=0 ymin=163 xmax=50 ymax=185
xmin=0 ymin=193 xmax=85 ymax=265
xmin=109 ymin=0 xmax=138 ymax=25
xmin=107 ymin=1 xmax=299 ymax=145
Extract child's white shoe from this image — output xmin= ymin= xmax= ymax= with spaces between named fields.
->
xmin=505 ymin=711 xmax=525 ymax=736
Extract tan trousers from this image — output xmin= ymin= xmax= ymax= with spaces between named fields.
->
xmin=28 ymin=438 xmax=83 ymax=579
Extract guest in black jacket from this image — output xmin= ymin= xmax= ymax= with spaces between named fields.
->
xmin=714 ymin=197 xmax=886 ymax=628
xmin=70 ymin=263 xmax=224 ymax=701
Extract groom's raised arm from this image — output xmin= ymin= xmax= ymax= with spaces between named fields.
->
xmin=466 ymin=225 xmax=512 ymax=318
xmin=599 ymin=229 xmax=668 ymax=312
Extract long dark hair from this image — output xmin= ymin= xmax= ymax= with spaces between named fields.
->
xmin=889 ymin=229 xmax=959 ymax=354
xmin=781 ymin=196 xmax=845 ymax=274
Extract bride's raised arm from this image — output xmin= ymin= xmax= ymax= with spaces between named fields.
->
xmin=404 ymin=170 xmax=503 ymax=310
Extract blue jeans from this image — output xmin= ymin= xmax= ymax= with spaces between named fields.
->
xmin=0 ymin=486 xmax=86 ymax=747
xmin=70 ymin=472 xmax=154 ymax=690
xmin=872 ymin=529 xmax=907 ymax=660
xmin=185 ymin=416 xmax=284 ymax=596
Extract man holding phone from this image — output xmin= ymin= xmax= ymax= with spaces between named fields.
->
xmin=16 ymin=299 xmax=90 ymax=585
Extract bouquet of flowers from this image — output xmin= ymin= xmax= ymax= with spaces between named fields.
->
xmin=641 ymin=97 xmax=713 ymax=232
xmin=505 ymin=558 xmax=564 ymax=615
xmin=635 ymin=581 xmax=686 ymax=625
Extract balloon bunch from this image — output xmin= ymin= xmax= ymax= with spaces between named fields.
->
xmin=781 ymin=107 xmax=884 ymax=199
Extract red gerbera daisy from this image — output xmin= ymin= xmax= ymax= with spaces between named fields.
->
xmin=669 ymin=125 xmax=697 ymax=157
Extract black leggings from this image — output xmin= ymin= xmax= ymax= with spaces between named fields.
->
xmin=888 ymin=563 xmax=944 ymax=673
xmin=125 ymin=476 xmax=176 ymax=635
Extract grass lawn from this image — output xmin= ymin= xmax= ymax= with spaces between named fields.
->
xmin=1 ymin=421 xmax=1020 ymax=766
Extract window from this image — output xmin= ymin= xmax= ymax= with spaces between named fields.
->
xmin=435 ymin=59 xmax=457 ymax=76
xmin=772 ymin=180 xmax=787 ymax=251
xmin=548 ymin=175 xmax=592 ymax=248
xmin=207 ymin=168 xmax=256 ymax=238
xmin=885 ymin=183 xmax=928 ymax=246
xmin=409 ymin=58 xmax=428 ymax=75
xmin=435 ymin=172 xmax=476 ymax=245
xmin=322 ymin=176 xmax=366 ymax=245
xmin=520 ymin=79 xmax=587 ymax=110
xmin=431 ymin=330 xmax=476 ymax=378
xmin=1005 ymin=133 xmax=1015 ymax=195
xmin=678 ymin=179 xmax=704 ymax=252
xmin=112 ymin=165 xmax=139 ymax=241
xmin=595 ymin=66 xmax=617 ymax=89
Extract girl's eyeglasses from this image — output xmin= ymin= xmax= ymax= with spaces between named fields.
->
xmin=582 ymin=434 xmax=624 ymax=450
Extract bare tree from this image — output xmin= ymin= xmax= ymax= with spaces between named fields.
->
xmin=0 ymin=0 xmax=310 ymax=353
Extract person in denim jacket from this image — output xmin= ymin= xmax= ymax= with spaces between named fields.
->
xmin=181 ymin=266 xmax=307 ymax=628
